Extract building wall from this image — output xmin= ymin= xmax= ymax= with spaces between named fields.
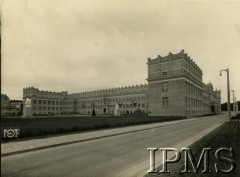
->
xmin=147 ymin=50 xmax=221 ymax=117
xmin=23 ymin=87 xmax=67 ymax=115
xmin=148 ymin=79 xmax=186 ymax=116
xmin=23 ymin=85 xmax=148 ymax=116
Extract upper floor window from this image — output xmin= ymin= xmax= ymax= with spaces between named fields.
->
xmin=162 ymin=82 xmax=168 ymax=92
xmin=162 ymin=71 xmax=168 ymax=76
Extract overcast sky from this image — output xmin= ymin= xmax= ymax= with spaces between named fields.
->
xmin=2 ymin=0 xmax=240 ymax=102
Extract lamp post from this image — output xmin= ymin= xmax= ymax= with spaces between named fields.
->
xmin=220 ymin=68 xmax=231 ymax=121
xmin=231 ymin=90 xmax=235 ymax=112
xmin=231 ymin=90 xmax=237 ymax=116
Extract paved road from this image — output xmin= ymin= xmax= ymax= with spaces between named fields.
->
xmin=2 ymin=114 xmax=226 ymax=177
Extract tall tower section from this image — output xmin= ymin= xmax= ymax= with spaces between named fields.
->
xmin=147 ymin=50 xmax=203 ymax=116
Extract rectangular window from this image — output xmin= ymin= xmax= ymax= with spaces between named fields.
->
xmin=162 ymin=71 xmax=168 ymax=76
xmin=162 ymin=97 xmax=168 ymax=107
xmin=162 ymin=82 xmax=168 ymax=92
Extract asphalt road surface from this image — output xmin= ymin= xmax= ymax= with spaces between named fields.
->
xmin=2 ymin=114 xmax=226 ymax=177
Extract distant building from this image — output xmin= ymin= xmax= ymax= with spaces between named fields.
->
xmin=1 ymin=94 xmax=23 ymax=116
xmin=23 ymin=85 xmax=148 ymax=115
xmin=23 ymin=50 xmax=221 ymax=117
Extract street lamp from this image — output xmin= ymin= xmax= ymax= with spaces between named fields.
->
xmin=231 ymin=90 xmax=237 ymax=116
xmin=231 ymin=90 xmax=235 ymax=111
xmin=220 ymin=68 xmax=231 ymax=121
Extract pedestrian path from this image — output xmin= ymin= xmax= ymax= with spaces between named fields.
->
xmin=2 ymin=118 xmax=199 ymax=156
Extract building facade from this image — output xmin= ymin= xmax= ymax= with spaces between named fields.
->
xmin=23 ymin=85 xmax=148 ymax=116
xmin=147 ymin=50 xmax=221 ymax=116
xmin=23 ymin=50 xmax=221 ymax=117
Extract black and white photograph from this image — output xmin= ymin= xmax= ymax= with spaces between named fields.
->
xmin=1 ymin=0 xmax=240 ymax=176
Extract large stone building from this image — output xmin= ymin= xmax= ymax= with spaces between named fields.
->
xmin=23 ymin=50 xmax=221 ymax=117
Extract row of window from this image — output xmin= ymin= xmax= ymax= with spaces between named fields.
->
xmin=78 ymin=97 xmax=146 ymax=105
xmin=32 ymin=97 xmax=146 ymax=106
xmin=78 ymin=110 xmax=144 ymax=115
xmin=185 ymin=62 xmax=202 ymax=80
xmin=32 ymin=100 xmax=62 ymax=105
xmin=185 ymin=97 xmax=202 ymax=108
xmin=75 ymin=97 xmax=145 ymax=106
xmin=33 ymin=106 xmax=62 ymax=111
xmin=186 ymin=110 xmax=202 ymax=115
xmin=161 ymin=96 xmax=202 ymax=108
xmin=185 ymin=81 xmax=202 ymax=96
xmin=78 ymin=104 xmax=145 ymax=109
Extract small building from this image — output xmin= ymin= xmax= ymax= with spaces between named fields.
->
xmin=1 ymin=94 xmax=23 ymax=117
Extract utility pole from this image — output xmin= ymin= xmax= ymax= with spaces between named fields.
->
xmin=220 ymin=68 xmax=231 ymax=121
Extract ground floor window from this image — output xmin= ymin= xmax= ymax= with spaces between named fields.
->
xmin=162 ymin=97 xmax=168 ymax=107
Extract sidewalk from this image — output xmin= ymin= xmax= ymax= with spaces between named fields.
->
xmin=2 ymin=118 xmax=198 ymax=156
